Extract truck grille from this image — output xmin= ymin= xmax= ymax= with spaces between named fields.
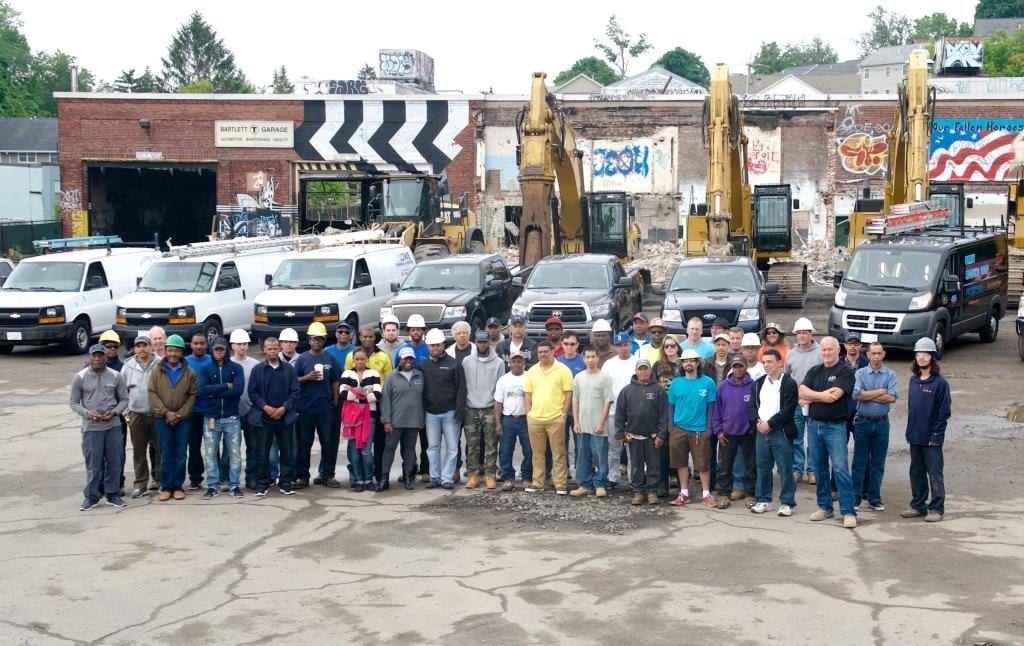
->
xmin=123 ymin=308 xmax=170 ymax=326
xmin=528 ymin=304 xmax=588 ymax=324
xmin=393 ymin=305 xmax=444 ymax=325
xmin=0 ymin=308 xmax=39 ymax=327
xmin=842 ymin=310 xmax=904 ymax=333
xmin=265 ymin=306 xmax=316 ymax=326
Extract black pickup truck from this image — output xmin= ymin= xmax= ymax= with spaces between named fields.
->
xmin=510 ymin=254 xmax=644 ymax=341
xmin=380 ymin=253 xmax=523 ymax=339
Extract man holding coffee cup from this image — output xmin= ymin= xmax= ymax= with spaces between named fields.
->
xmin=293 ymin=322 xmax=341 ymax=489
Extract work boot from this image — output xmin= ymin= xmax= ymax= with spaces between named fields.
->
xmin=595 ymin=487 xmax=607 ymax=498
xmin=647 ymin=492 xmax=659 ymax=505
xmin=806 ymin=473 xmax=817 ymax=485
xmin=465 ymin=474 xmax=480 ymax=489
xmin=485 ymin=476 xmax=497 ymax=490
xmin=631 ymin=493 xmax=645 ymax=506
xmin=729 ymin=489 xmax=744 ymax=501
xmin=570 ymin=487 xmax=591 ymax=497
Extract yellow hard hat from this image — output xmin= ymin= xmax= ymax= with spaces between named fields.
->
xmin=306 ymin=322 xmax=328 ymax=338
xmin=99 ymin=330 xmax=121 ymax=345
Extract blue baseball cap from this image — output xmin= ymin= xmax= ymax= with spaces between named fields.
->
xmin=509 ymin=313 xmax=526 ymax=325
xmin=845 ymin=330 xmax=861 ymax=342
xmin=613 ymin=332 xmax=632 ymax=345
xmin=89 ymin=343 xmax=107 ymax=354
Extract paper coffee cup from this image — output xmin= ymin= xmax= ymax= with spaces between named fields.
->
xmin=314 ymin=363 xmax=324 ymax=379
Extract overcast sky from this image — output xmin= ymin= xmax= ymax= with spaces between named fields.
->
xmin=11 ymin=0 xmax=977 ymax=94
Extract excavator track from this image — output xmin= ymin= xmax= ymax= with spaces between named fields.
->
xmin=765 ymin=262 xmax=808 ymax=309
xmin=1009 ymin=250 xmax=1024 ymax=308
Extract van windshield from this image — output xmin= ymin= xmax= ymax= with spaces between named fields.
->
xmin=271 ymin=259 xmax=353 ymax=290
xmin=3 ymin=262 xmax=84 ymax=291
xmin=669 ymin=266 xmax=757 ymax=292
xmin=845 ymin=248 xmax=938 ymax=291
xmin=138 ymin=262 xmax=217 ymax=292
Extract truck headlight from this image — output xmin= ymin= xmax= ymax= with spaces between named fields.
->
xmin=738 ymin=308 xmax=759 ymax=322
xmin=511 ymin=303 xmax=528 ymax=317
xmin=590 ymin=302 xmax=611 ymax=318
xmin=908 ymin=292 xmax=932 ymax=311
xmin=834 ymin=287 xmax=847 ymax=307
xmin=443 ymin=306 xmax=467 ymax=318
xmin=661 ymin=309 xmax=682 ymax=322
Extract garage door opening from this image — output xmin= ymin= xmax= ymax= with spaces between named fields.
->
xmin=87 ymin=163 xmax=216 ymax=246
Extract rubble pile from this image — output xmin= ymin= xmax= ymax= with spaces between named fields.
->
xmin=786 ymin=240 xmax=849 ymax=286
xmin=497 ymin=245 xmax=520 ymax=269
xmin=628 ymin=241 xmax=683 ymax=286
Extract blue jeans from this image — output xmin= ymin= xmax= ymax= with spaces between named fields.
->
xmin=851 ymin=417 xmax=889 ymax=504
xmin=575 ymin=433 xmax=609 ymax=490
xmin=499 ymin=415 xmax=532 ymax=482
xmin=809 ymin=419 xmax=856 ymax=516
xmin=793 ymin=406 xmax=815 ymax=475
xmin=347 ymin=438 xmax=374 ymax=484
xmin=204 ymin=416 xmax=242 ymax=489
xmin=755 ymin=428 xmax=796 ymax=506
xmin=426 ymin=410 xmax=460 ymax=484
xmin=156 ymin=417 xmax=191 ymax=492
xmin=909 ymin=444 xmax=944 ymax=515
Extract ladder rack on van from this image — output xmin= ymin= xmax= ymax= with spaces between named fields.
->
xmin=864 ymin=202 xmax=949 ymax=236
xmin=165 ymin=229 xmax=386 ymax=258
xmin=33 ymin=235 xmax=123 ymax=251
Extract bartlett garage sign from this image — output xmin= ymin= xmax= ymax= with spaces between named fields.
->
xmin=215 ymin=121 xmax=294 ymax=148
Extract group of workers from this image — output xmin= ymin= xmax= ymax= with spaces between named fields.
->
xmin=69 ymin=310 xmax=950 ymax=526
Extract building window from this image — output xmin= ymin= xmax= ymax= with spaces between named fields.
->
xmin=17 ymin=152 xmax=37 ymax=163
xmin=48 ymin=153 xmax=58 ymax=163
xmin=863 ymin=68 xmax=870 ymax=80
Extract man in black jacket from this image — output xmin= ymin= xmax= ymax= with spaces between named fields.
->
xmin=421 ymin=328 xmax=466 ymax=489
xmin=748 ymin=349 xmax=798 ymax=516
xmin=614 ymin=358 xmax=669 ymax=506
xmin=247 ymin=337 xmax=300 ymax=497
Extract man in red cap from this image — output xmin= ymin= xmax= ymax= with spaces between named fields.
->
xmin=545 ymin=317 xmax=565 ymax=358
xmin=630 ymin=313 xmax=651 ymax=354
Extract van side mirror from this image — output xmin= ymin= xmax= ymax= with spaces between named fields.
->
xmin=833 ymin=271 xmax=844 ymax=289
xmin=265 ymin=273 xmax=272 ymax=286
xmin=512 ymin=276 xmax=524 ymax=287
xmin=615 ymin=276 xmax=633 ymax=288
xmin=355 ymin=272 xmax=371 ymax=288
xmin=390 ymin=281 xmax=400 ymax=293
xmin=942 ymin=274 xmax=960 ymax=293
xmin=136 ymin=276 xmax=142 ymax=287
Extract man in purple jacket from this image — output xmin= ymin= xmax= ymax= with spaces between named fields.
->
xmin=713 ymin=353 xmax=756 ymax=509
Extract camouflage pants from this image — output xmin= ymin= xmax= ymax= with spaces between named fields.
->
xmin=464 ymin=407 xmax=498 ymax=476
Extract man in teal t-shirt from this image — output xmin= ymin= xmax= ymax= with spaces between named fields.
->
xmin=666 ymin=349 xmax=717 ymax=508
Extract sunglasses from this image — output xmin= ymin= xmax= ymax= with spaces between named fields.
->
xmin=103 ymin=343 xmax=119 ymax=349
xmin=337 ymin=330 xmax=351 ymax=334
xmin=663 ymin=344 xmax=679 ymax=349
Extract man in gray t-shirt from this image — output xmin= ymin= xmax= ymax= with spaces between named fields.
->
xmin=570 ymin=347 xmax=614 ymax=497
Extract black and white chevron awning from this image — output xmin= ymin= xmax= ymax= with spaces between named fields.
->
xmin=294 ymin=99 xmax=469 ymax=174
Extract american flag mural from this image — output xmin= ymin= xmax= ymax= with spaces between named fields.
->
xmin=929 ymin=118 xmax=1024 ymax=181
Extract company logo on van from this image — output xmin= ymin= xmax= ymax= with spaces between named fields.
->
xmin=284 ymin=311 xmax=295 ymax=317
xmin=141 ymin=312 xmax=152 ymax=319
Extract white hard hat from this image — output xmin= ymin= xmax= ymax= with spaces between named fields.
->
xmin=741 ymin=332 xmax=761 ymax=347
xmin=229 ymin=329 xmax=251 ymax=344
xmin=279 ymin=328 xmax=299 ymax=342
xmin=425 ymin=328 xmax=446 ymax=345
xmin=913 ymin=337 xmax=937 ymax=354
xmin=407 ymin=314 xmax=426 ymax=329
xmin=680 ymin=349 xmax=701 ymax=360
xmin=792 ymin=317 xmax=815 ymax=333
xmin=592 ymin=319 xmax=613 ymax=333
xmin=380 ymin=314 xmax=400 ymax=326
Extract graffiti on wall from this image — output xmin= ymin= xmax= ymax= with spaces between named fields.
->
xmin=579 ymin=138 xmax=657 ymax=192
xmin=929 ymin=118 xmax=1024 ymax=181
xmin=744 ymin=127 xmax=781 ymax=184
xmin=593 ymin=144 xmax=650 ymax=178
xmin=937 ymin=40 xmax=983 ymax=71
xmin=836 ymin=104 xmax=891 ymax=176
xmin=932 ymin=77 xmax=1024 ymax=95
xmin=215 ymin=172 xmax=296 ymax=239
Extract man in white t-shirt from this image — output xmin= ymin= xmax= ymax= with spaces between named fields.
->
xmin=602 ymin=332 xmax=637 ymax=489
xmin=494 ymin=351 xmax=531 ymax=491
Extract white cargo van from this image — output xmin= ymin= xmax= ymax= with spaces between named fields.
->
xmin=253 ymin=243 xmax=414 ymax=339
xmin=115 ymin=239 xmax=294 ymax=343
xmin=0 ymin=246 xmax=160 ymax=354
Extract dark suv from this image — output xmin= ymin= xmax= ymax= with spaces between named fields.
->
xmin=661 ymin=256 xmax=777 ymax=335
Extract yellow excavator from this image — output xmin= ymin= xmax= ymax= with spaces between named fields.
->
xmin=516 ymin=72 xmax=642 ymax=268
xmin=684 ymin=64 xmax=807 ymax=307
xmin=848 ymin=49 xmax=970 ymax=250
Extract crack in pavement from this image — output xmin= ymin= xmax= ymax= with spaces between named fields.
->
xmin=0 ymin=547 xmax=141 ymax=565
xmin=0 ymin=617 xmax=84 ymax=645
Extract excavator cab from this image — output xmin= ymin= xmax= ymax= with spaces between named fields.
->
xmin=586 ymin=191 xmax=634 ymax=259
xmin=752 ymin=184 xmax=794 ymax=253
xmin=930 ymin=182 xmax=969 ymax=226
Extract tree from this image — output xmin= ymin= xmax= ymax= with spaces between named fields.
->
xmin=856 ymin=5 xmax=914 ymax=56
xmin=178 ymin=79 xmax=216 ymax=94
xmin=271 ymin=65 xmax=294 ymax=93
xmin=751 ymin=38 xmax=839 ymax=75
xmin=0 ymin=0 xmax=37 ymax=116
xmin=161 ymin=11 xmax=254 ymax=92
xmin=654 ymin=47 xmax=710 ymax=87
xmin=982 ymin=27 xmax=1024 ymax=75
xmin=113 ymin=66 xmax=164 ymax=93
xmin=975 ymin=0 xmax=1024 ymax=19
xmin=357 ymin=63 xmax=377 ymax=81
xmin=913 ymin=12 xmax=973 ymax=41
xmin=594 ymin=14 xmax=653 ymax=78
xmin=553 ymin=56 xmax=620 ymax=85
xmin=28 ymin=50 xmax=94 ymax=116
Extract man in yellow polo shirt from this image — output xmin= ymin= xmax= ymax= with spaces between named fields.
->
xmin=523 ymin=341 xmax=574 ymax=495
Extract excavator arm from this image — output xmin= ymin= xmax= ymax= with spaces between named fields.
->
xmin=516 ymin=72 xmax=586 ymax=268
xmin=703 ymin=64 xmax=751 ymax=257
xmin=884 ymin=49 xmax=933 ymax=211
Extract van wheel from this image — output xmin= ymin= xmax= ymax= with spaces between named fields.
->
xmin=202 ymin=318 xmax=223 ymax=344
xmin=978 ymin=308 xmax=999 ymax=343
xmin=929 ymin=321 xmax=947 ymax=360
xmin=64 ymin=318 xmax=91 ymax=354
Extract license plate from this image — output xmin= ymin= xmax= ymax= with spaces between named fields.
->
xmin=6 ymin=332 xmax=22 ymax=341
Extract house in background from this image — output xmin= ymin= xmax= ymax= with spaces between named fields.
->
xmin=0 ymin=118 xmax=60 ymax=222
xmin=554 ymin=73 xmax=604 ymax=96
xmin=859 ymin=44 xmax=921 ymax=94
xmin=738 ymin=59 xmax=862 ymax=96
xmin=973 ymin=17 xmax=1024 ymax=37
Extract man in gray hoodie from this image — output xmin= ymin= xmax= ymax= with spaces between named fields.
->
xmin=380 ymin=347 xmax=425 ymax=490
xmin=784 ymin=317 xmax=822 ymax=484
xmin=121 ymin=332 xmax=161 ymax=498
xmin=462 ymin=330 xmax=506 ymax=489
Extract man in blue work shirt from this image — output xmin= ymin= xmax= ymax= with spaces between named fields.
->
xmin=185 ymin=332 xmax=213 ymax=491
xmin=851 ymin=342 xmax=898 ymax=512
